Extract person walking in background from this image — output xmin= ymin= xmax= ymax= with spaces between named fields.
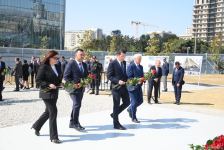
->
xmin=22 ymin=60 xmax=30 ymax=89
xmin=63 ymin=49 xmax=88 ymax=131
xmin=13 ymin=58 xmax=23 ymax=91
xmin=147 ymin=60 xmax=162 ymax=104
xmin=161 ymin=58 xmax=169 ymax=92
xmin=107 ymin=50 xmax=130 ymax=130
xmin=172 ymin=61 xmax=185 ymax=105
xmin=0 ymin=56 xmax=6 ymax=101
xmin=34 ymin=58 xmax=41 ymax=88
xmin=31 ymin=50 xmax=62 ymax=144
xmin=29 ymin=56 xmax=36 ymax=88
xmin=60 ymin=56 xmax=67 ymax=76
xmin=90 ymin=56 xmax=103 ymax=95
xmin=127 ymin=54 xmax=144 ymax=123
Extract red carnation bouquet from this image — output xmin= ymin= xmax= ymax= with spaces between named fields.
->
xmin=64 ymin=73 xmax=96 ymax=92
xmin=190 ymin=135 xmax=224 ymax=150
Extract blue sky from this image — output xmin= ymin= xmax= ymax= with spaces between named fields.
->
xmin=65 ymin=0 xmax=194 ymax=36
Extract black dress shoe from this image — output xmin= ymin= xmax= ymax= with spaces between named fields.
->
xmin=13 ymin=89 xmax=19 ymax=92
xmin=114 ymin=124 xmax=126 ymax=130
xmin=127 ymin=109 xmax=132 ymax=118
xmin=132 ymin=119 xmax=140 ymax=123
xmin=110 ymin=113 xmax=113 ymax=118
xmin=155 ymin=102 xmax=161 ymax=104
xmin=31 ymin=127 xmax=40 ymax=136
xmin=148 ymin=101 xmax=152 ymax=104
xmin=70 ymin=124 xmax=85 ymax=131
xmin=51 ymin=139 xmax=62 ymax=144
xmin=89 ymin=92 xmax=95 ymax=94
xmin=173 ymin=102 xmax=177 ymax=104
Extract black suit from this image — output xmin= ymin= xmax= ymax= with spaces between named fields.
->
xmin=107 ymin=59 xmax=130 ymax=125
xmin=172 ymin=66 xmax=185 ymax=103
xmin=147 ymin=66 xmax=162 ymax=103
xmin=63 ymin=60 xmax=88 ymax=126
xmin=32 ymin=64 xmax=62 ymax=140
xmin=0 ymin=61 xmax=6 ymax=101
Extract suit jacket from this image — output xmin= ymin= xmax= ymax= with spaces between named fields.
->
xmin=149 ymin=66 xmax=162 ymax=82
xmin=162 ymin=62 xmax=169 ymax=76
xmin=107 ymin=59 xmax=128 ymax=86
xmin=61 ymin=60 xmax=68 ymax=74
xmin=36 ymin=64 xmax=62 ymax=100
xmin=63 ymin=60 xmax=88 ymax=94
xmin=127 ymin=62 xmax=144 ymax=91
xmin=172 ymin=66 xmax=185 ymax=85
xmin=0 ymin=61 xmax=6 ymax=81
xmin=14 ymin=61 xmax=23 ymax=77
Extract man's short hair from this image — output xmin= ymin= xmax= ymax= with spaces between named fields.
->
xmin=133 ymin=53 xmax=142 ymax=59
xmin=175 ymin=61 xmax=180 ymax=66
xmin=16 ymin=58 xmax=20 ymax=61
xmin=75 ymin=49 xmax=84 ymax=55
xmin=116 ymin=50 xmax=126 ymax=55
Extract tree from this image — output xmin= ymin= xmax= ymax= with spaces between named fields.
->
xmin=209 ymin=33 xmax=224 ymax=73
xmin=40 ymin=36 xmax=49 ymax=49
xmin=145 ymin=34 xmax=161 ymax=55
xmin=80 ymin=30 xmax=95 ymax=50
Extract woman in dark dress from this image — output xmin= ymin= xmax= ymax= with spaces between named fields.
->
xmin=22 ymin=60 xmax=30 ymax=89
xmin=31 ymin=50 xmax=62 ymax=144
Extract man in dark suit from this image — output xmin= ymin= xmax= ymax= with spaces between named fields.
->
xmin=63 ymin=49 xmax=88 ymax=131
xmin=0 ymin=56 xmax=6 ymax=101
xmin=60 ymin=56 xmax=67 ymax=76
xmin=161 ymin=58 xmax=169 ymax=92
xmin=89 ymin=56 xmax=103 ymax=95
xmin=147 ymin=60 xmax=162 ymax=104
xmin=13 ymin=58 xmax=23 ymax=91
xmin=172 ymin=61 xmax=185 ymax=105
xmin=29 ymin=56 xmax=36 ymax=88
xmin=127 ymin=54 xmax=144 ymax=123
xmin=107 ymin=50 xmax=130 ymax=130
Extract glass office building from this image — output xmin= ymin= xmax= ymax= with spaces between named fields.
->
xmin=0 ymin=0 xmax=65 ymax=49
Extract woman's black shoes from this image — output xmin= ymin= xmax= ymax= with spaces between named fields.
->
xmin=51 ymin=139 xmax=62 ymax=144
xmin=31 ymin=127 xmax=40 ymax=136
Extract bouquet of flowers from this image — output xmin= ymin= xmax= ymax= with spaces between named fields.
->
xmin=64 ymin=73 xmax=96 ymax=92
xmin=190 ymin=135 xmax=224 ymax=150
xmin=1 ymin=67 xmax=10 ymax=76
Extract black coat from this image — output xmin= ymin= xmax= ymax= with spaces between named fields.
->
xmin=0 ymin=61 xmax=6 ymax=81
xmin=149 ymin=65 xmax=162 ymax=82
xmin=36 ymin=64 xmax=62 ymax=100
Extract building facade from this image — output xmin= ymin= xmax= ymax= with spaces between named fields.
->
xmin=0 ymin=0 xmax=65 ymax=49
xmin=193 ymin=0 xmax=224 ymax=42
xmin=179 ymin=27 xmax=194 ymax=40
xmin=64 ymin=28 xmax=103 ymax=50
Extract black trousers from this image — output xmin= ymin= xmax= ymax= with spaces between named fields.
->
xmin=32 ymin=99 xmax=58 ymax=140
xmin=30 ymin=72 xmax=34 ymax=87
xmin=0 ymin=79 xmax=3 ymax=100
xmin=91 ymin=78 xmax=100 ymax=94
xmin=147 ymin=80 xmax=160 ymax=103
xmin=112 ymin=86 xmax=130 ymax=125
xmin=15 ymin=75 xmax=22 ymax=90
xmin=69 ymin=92 xmax=84 ymax=125
xmin=174 ymin=82 xmax=182 ymax=103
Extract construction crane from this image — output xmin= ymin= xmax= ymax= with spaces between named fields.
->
xmin=131 ymin=21 xmax=159 ymax=39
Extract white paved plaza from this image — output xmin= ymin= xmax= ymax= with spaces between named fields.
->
xmin=0 ymin=83 xmax=224 ymax=150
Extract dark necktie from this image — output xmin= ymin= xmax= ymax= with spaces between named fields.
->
xmin=121 ymin=62 xmax=125 ymax=73
xmin=79 ymin=62 xmax=84 ymax=73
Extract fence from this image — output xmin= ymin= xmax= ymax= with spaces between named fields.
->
xmin=0 ymin=47 xmax=223 ymax=74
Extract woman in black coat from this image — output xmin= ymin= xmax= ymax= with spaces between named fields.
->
xmin=31 ymin=50 xmax=62 ymax=144
xmin=22 ymin=60 xmax=30 ymax=89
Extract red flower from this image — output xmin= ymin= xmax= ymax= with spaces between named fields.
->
xmin=88 ymin=73 xmax=96 ymax=79
xmin=151 ymin=69 xmax=157 ymax=75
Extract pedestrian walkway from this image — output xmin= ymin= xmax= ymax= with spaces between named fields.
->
xmin=0 ymin=104 xmax=223 ymax=150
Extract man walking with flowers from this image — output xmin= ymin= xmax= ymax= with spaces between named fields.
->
xmin=126 ymin=54 xmax=144 ymax=123
xmin=63 ymin=49 xmax=88 ymax=131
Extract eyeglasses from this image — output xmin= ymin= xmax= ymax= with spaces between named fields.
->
xmin=52 ymin=56 xmax=58 ymax=60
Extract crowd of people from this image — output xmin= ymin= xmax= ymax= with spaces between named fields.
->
xmin=0 ymin=50 xmax=185 ymax=144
